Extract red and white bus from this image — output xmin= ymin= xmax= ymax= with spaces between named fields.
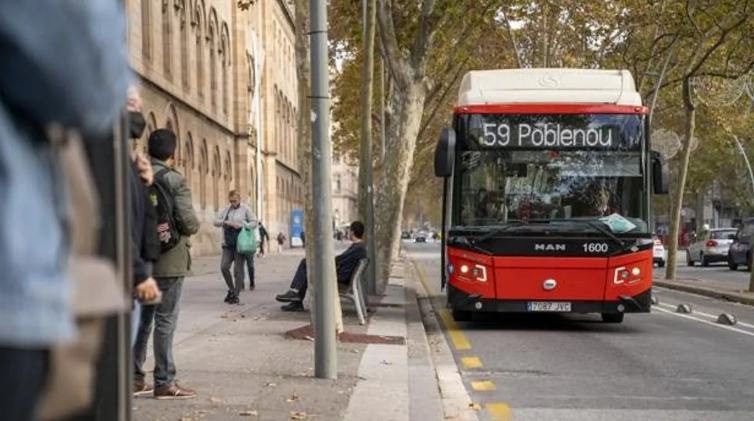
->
xmin=433 ymin=68 xmax=669 ymax=323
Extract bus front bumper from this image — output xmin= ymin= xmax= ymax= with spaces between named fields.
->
xmin=446 ymin=285 xmax=652 ymax=314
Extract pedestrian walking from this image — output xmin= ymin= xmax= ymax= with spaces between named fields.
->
xmin=214 ymin=190 xmax=257 ymax=302
xmin=257 ymin=221 xmax=270 ymax=258
xmin=133 ymin=129 xmax=200 ymax=400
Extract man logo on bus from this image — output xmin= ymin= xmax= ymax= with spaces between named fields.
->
xmin=535 ymin=243 xmax=566 ymax=251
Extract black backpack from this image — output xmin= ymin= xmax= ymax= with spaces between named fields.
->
xmin=148 ymin=167 xmax=181 ymax=253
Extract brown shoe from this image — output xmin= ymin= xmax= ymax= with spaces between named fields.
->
xmin=133 ymin=381 xmax=154 ymax=397
xmin=153 ymin=383 xmax=196 ymax=400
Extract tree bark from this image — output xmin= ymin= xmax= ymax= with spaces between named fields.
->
xmin=294 ymin=0 xmax=343 ymax=332
xmin=357 ymin=0 xmax=377 ymax=222
xmin=373 ymin=73 xmax=426 ymax=292
xmin=664 ymin=78 xmax=696 ymax=280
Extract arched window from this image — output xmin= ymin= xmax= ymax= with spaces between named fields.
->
xmin=208 ymin=9 xmax=218 ymax=112
xmin=162 ymin=0 xmax=172 ymax=79
xmin=179 ymin=0 xmax=189 ymax=90
xmin=200 ymin=139 xmax=208 ymax=210
xmin=185 ymin=133 xmax=194 ymax=187
xmin=225 ymin=150 xmax=233 ymax=183
xmin=141 ymin=0 xmax=151 ymax=60
xmin=194 ymin=1 xmax=205 ymax=99
xmin=212 ymin=146 xmax=221 ymax=211
xmin=221 ymin=23 xmax=231 ymax=116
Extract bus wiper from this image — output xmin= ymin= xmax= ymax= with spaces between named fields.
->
xmin=473 ymin=221 xmax=531 ymax=245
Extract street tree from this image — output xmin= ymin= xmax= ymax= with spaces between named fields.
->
xmin=657 ymin=1 xmax=754 ymax=281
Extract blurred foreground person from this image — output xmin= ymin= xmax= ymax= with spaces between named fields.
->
xmin=0 ymin=0 xmax=130 ymax=420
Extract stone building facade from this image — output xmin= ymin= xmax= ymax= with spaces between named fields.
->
xmin=125 ymin=0 xmax=302 ymax=256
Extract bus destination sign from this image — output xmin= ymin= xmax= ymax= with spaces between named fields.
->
xmin=480 ymin=123 xmax=619 ymax=148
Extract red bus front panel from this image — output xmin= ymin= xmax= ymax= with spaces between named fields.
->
xmin=492 ymin=256 xmax=609 ymax=301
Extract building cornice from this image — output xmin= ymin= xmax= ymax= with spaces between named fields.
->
xmin=276 ymin=0 xmax=295 ymax=30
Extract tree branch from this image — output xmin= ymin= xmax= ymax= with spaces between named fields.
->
xmin=499 ymin=9 xmax=524 ymax=67
xmin=409 ymin=0 xmax=439 ymax=69
xmin=417 ymin=59 xmax=468 ymax=139
xmin=376 ymin=0 xmax=403 ymax=82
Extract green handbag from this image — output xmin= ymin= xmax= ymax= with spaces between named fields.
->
xmin=237 ymin=226 xmax=257 ymax=254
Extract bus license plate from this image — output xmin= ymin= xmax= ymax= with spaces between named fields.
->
xmin=527 ymin=302 xmax=572 ymax=312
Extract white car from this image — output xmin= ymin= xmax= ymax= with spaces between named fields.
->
xmin=652 ymin=235 xmax=665 ymax=267
xmin=686 ymin=228 xmax=737 ymax=266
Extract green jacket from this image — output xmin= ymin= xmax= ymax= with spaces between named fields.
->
xmin=151 ymin=159 xmax=200 ymax=278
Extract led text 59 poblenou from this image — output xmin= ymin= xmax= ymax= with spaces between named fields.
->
xmin=481 ymin=122 xmax=616 ymax=148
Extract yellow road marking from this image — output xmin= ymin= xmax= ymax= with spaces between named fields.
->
xmin=411 ymin=258 xmax=472 ymax=351
xmin=486 ymin=403 xmax=512 ymax=420
xmin=461 ymin=356 xmax=483 ymax=368
xmin=471 ymin=380 xmax=497 ymax=391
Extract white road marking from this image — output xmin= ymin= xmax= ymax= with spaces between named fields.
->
xmin=655 ymin=302 xmax=754 ymax=330
xmin=653 ymin=306 xmax=754 ymax=338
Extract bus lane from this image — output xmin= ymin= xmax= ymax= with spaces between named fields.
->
xmin=408 ymin=244 xmax=754 ymax=421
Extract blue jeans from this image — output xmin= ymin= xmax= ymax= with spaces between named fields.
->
xmin=132 ymin=277 xmax=184 ymax=389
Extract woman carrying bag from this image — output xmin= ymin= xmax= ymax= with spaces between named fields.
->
xmin=213 ymin=190 xmax=257 ymax=304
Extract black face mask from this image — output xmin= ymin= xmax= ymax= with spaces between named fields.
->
xmin=128 ymin=111 xmax=147 ymax=139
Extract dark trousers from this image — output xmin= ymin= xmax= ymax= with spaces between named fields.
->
xmin=289 ymin=258 xmax=349 ymax=300
xmin=290 ymin=258 xmax=309 ymax=300
xmin=0 ymin=347 xmax=48 ymax=421
xmin=221 ymin=247 xmax=245 ymax=296
xmin=243 ymin=252 xmax=255 ymax=288
xmin=133 ymin=277 xmax=184 ymax=389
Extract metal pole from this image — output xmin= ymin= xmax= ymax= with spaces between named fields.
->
xmin=360 ymin=0 xmax=377 ymax=296
xmin=380 ymin=53 xmax=386 ymax=160
xmin=309 ymin=0 xmax=338 ymax=380
xmin=251 ymin=31 xmax=265 ymax=221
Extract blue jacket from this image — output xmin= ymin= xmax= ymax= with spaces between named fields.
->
xmin=0 ymin=0 xmax=130 ymax=347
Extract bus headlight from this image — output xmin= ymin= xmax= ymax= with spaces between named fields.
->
xmin=614 ymin=266 xmax=642 ymax=284
xmin=459 ymin=263 xmax=487 ymax=282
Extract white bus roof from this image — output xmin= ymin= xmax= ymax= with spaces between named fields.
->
xmin=457 ymin=68 xmax=643 ymax=107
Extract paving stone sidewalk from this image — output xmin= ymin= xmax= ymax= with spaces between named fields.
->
xmin=654 ymin=277 xmax=754 ymax=306
xmin=132 ymin=244 xmax=446 ymax=421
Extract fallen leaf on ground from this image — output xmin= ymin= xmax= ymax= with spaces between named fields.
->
xmin=291 ymin=412 xmax=307 ymax=420
xmin=265 ymin=382 xmax=277 ymax=387
xmin=209 ymin=397 xmax=223 ymax=405
xmin=468 ymin=403 xmax=481 ymax=411
xmin=239 ymin=410 xmax=258 ymax=417
xmin=380 ymin=360 xmax=392 ymax=365
xmin=286 ymin=393 xmax=299 ymax=402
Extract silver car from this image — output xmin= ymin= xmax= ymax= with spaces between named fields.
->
xmin=686 ymin=228 xmax=738 ymax=266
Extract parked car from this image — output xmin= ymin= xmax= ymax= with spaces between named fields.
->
xmin=686 ymin=228 xmax=737 ymax=266
xmin=652 ymin=235 xmax=665 ymax=267
xmin=728 ymin=218 xmax=754 ymax=270
xmin=413 ymin=231 xmax=428 ymax=243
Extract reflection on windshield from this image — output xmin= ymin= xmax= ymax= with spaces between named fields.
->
xmin=455 ymin=149 xmax=647 ymax=232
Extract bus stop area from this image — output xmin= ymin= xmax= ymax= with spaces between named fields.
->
xmin=131 ymin=246 xmax=454 ymax=421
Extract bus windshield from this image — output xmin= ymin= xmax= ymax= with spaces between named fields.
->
xmin=451 ymin=113 xmax=649 ymax=234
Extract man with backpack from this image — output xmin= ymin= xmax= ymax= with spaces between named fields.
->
xmin=133 ymin=129 xmax=200 ymax=399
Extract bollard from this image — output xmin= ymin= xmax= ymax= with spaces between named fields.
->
xmin=675 ymin=303 xmax=693 ymax=314
xmin=717 ymin=313 xmax=737 ymax=326
xmin=651 ymin=295 xmax=659 ymax=305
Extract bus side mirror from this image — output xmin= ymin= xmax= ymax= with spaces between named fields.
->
xmin=651 ymin=151 xmax=669 ymax=194
xmin=434 ymin=128 xmax=456 ymax=177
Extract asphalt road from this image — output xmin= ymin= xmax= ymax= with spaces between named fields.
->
xmin=405 ymin=242 xmax=754 ymax=421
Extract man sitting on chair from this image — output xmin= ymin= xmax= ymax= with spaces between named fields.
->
xmin=276 ymin=221 xmax=367 ymax=311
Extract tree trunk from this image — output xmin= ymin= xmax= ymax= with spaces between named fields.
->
xmin=357 ymin=0 xmax=377 ymax=222
xmin=665 ymin=81 xmax=696 ymax=280
xmin=294 ymin=0 xmax=343 ymax=333
xmin=373 ymin=72 xmax=426 ymax=291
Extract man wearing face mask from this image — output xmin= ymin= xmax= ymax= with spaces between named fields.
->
xmin=126 ymin=87 xmax=161 ymax=344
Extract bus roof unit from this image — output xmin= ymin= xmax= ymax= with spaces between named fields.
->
xmin=457 ymin=68 xmax=642 ymax=107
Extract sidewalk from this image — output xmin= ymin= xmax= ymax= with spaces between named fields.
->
xmin=132 ymin=245 xmax=454 ymax=420
xmin=654 ymin=277 xmax=754 ymax=306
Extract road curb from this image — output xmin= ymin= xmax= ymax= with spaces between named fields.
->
xmin=407 ymin=258 xmax=480 ymax=421
xmin=654 ymin=280 xmax=754 ymax=306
